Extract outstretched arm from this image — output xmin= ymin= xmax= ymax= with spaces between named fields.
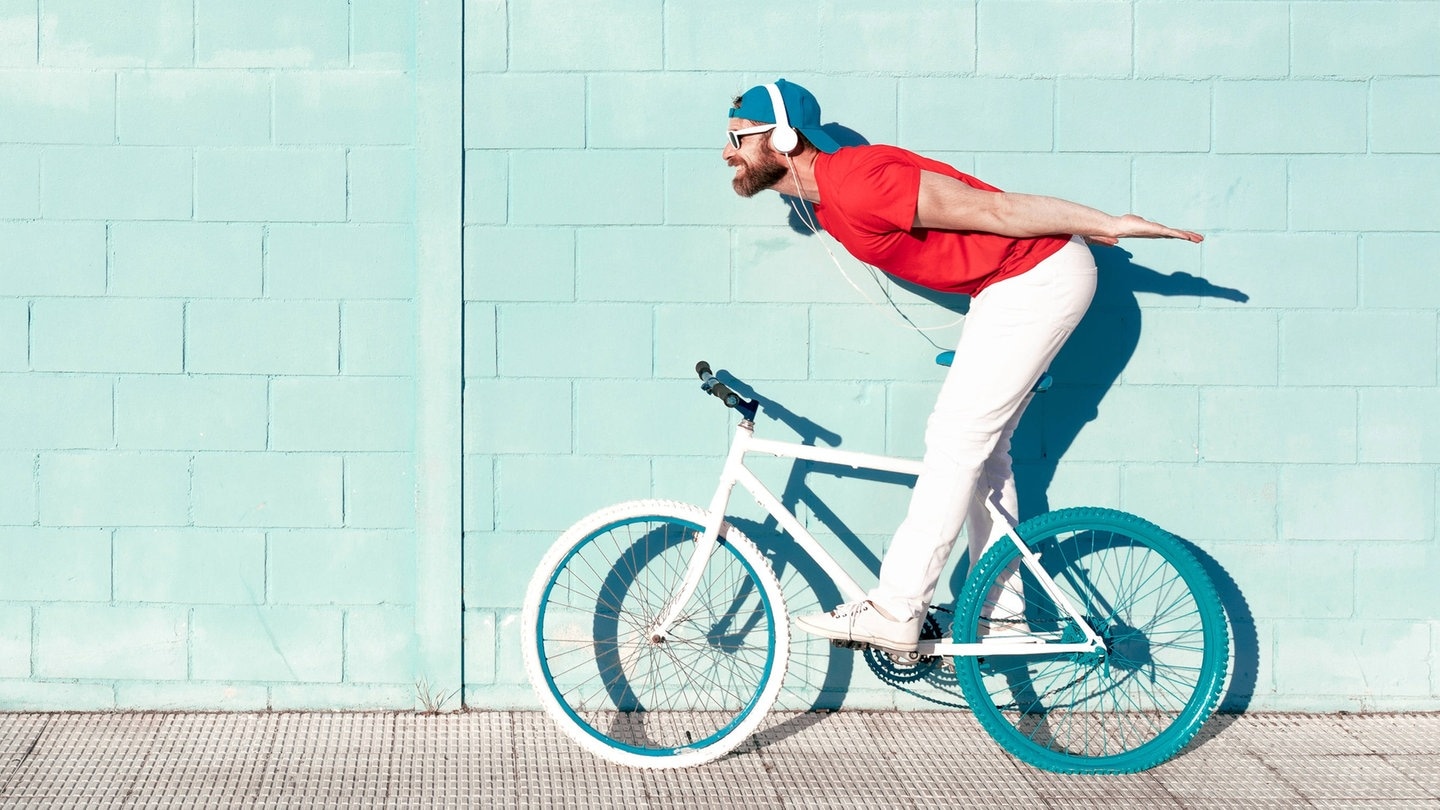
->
xmin=915 ymin=171 xmax=1203 ymax=244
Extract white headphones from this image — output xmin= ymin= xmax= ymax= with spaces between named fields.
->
xmin=765 ymin=83 xmax=799 ymax=154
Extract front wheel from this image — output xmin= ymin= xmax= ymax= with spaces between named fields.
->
xmin=521 ymin=500 xmax=790 ymax=769
xmin=954 ymin=507 xmax=1229 ymax=774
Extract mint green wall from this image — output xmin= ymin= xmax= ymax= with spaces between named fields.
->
xmin=0 ymin=0 xmax=436 ymax=710
xmin=461 ymin=1 xmax=1440 ymax=713
xmin=1 ymin=1 xmax=1437 ymax=713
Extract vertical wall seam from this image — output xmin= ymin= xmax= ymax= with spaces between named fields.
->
xmin=413 ymin=0 xmax=466 ymax=707
xmin=27 ymin=606 xmax=36 ymax=679
xmin=108 ymin=376 xmax=117 ymax=449
xmin=187 ymin=141 xmax=196 ymax=219
xmin=1128 ymin=0 xmax=1136 ymax=80
xmin=185 ymin=452 xmax=195 ymax=528
xmin=189 ymin=0 xmax=197 ymax=67
xmin=108 ymin=529 xmax=116 ymax=604
xmin=180 ymin=301 xmax=188 ymax=374
xmin=456 ymin=12 xmax=468 ymax=689
xmin=340 ymin=609 xmax=349 ymax=684
xmin=260 ymin=225 xmax=270 ymax=297
xmin=29 ymin=452 xmax=39 ymax=528
xmin=1285 ymin=2 xmax=1294 ymax=80
xmin=344 ymin=148 xmax=354 ymax=222
xmin=340 ymin=455 xmax=349 ymax=528
xmin=335 ymin=301 xmax=344 ymax=374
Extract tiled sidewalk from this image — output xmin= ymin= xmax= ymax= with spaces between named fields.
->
xmin=0 ymin=711 xmax=1436 ymax=807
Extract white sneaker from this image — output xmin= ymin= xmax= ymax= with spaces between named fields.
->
xmin=794 ymin=600 xmax=921 ymax=653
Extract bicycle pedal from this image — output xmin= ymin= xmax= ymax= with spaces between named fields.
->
xmin=883 ymin=649 xmax=924 ymax=665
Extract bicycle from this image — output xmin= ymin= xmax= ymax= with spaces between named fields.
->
xmin=520 ymin=359 xmax=1229 ymax=773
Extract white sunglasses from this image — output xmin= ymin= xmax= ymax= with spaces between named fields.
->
xmin=727 ymin=123 xmax=776 ymax=149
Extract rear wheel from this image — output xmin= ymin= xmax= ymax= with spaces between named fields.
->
xmin=954 ymin=507 xmax=1228 ymax=773
xmin=521 ymin=500 xmax=789 ymax=768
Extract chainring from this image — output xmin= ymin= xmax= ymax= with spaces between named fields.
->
xmin=861 ymin=608 xmax=951 ymax=685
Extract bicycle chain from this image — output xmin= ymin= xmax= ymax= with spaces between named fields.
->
xmin=859 ymin=607 xmax=970 ymax=709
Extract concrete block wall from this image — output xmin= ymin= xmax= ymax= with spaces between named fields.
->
xmin=463 ymin=1 xmax=1440 ymax=711
xmin=0 ymin=1 xmax=421 ymax=709
xmin=2 ymin=0 xmax=1436 ymax=713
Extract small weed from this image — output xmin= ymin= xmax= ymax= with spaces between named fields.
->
xmin=415 ymin=678 xmax=461 ymax=714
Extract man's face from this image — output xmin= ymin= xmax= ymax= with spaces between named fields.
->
xmin=724 ymin=119 xmax=788 ymax=198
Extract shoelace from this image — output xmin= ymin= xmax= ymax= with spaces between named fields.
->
xmin=828 ymin=600 xmax=870 ymax=619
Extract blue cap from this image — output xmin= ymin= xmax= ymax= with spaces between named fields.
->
xmin=729 ymin=79 xmax=840 ymax=154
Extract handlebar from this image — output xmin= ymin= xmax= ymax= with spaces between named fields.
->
xmin=696 ymin=361 xmax=759 ymax=420
xmin=695 ymin=361 xmax=741 ymax=407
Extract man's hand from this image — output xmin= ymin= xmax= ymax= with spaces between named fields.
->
xmin=1093 ymin=214 xmax=1204 ymax=244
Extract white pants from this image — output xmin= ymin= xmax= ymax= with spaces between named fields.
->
xmin=869 ymin=238 xmax=1098 ymax=620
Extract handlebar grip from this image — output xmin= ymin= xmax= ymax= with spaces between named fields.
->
xmin=696 ymin=360 xmax=741 ymax=408
xmin=709 ymin=382 xmax=741 ymax=408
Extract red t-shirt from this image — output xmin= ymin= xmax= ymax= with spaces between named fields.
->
xmin=812 ymin=145 xmax=1070 ymax=296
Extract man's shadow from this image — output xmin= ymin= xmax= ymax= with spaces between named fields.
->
xmin=945 ymin=245 xmax=1261 ymax=716
xmin=748 ymin=119 xmax=1263 ymax=721
xmin=781 ymin=244 xmax=1259 ymax=716
xmin=1013 ymin=246 xmax=1247 ymax=515
xmin=779 ymin=124 xmax=868 ymax=234
xmin=1063 ymin=248 xmax=1260 ymax=718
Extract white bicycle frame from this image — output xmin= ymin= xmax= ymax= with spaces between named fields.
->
xmin=650 ymin=416 xmax=1107 ymax=658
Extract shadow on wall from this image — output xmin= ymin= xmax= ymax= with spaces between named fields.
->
xmin=723 ymin=107 xmax=1260 ymax=716
xmin=1014 ymin=245 xmax=1251 ymax=517
xmin=717 ymin=244 xmax=1259 ymax=720
xmin=1009 ymin=244 xmax=1261 ymax=715
xmin=714 ymin=380 xmax=875 ymax=713
xmin=778 ymin=123 xmax=870 ymax=235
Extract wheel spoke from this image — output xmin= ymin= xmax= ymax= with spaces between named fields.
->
xmin=955 ymin=508 xmax=1228 ymax=773
xmin=527 ymin=509 xmax=786 ymax=763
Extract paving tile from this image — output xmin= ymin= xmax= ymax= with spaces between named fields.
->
xmin=0 ymin=712 xmax=1434 ymax=805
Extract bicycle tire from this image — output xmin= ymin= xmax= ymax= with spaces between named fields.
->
xmin=521 ymin=500 xmax=790 ymax=768
xmin=953 ymin=507 xmax=1228 ymax=774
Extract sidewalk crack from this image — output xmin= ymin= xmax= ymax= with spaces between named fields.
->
xmin=0 ymin=717 xmax=50 ymax=797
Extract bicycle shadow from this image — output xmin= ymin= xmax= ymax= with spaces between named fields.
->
xmin=704 ymin=384 xmax=862 ymax=751
xmin=713 ymin=390 xmax=857 ymax=707
xmin=728 ymin=247 xmax=1259 ymax=753
xmin=716 ymin=375 xmax=972 ymax=739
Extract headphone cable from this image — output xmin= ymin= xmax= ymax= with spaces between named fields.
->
xmin=784 ymin=153 xmax=962 ymax=350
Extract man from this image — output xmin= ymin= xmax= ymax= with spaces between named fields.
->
xmin=724 ymin=79 xmax=1202 ymax=653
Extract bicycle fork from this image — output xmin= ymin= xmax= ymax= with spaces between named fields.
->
xmin=646 ymin=420 xmax=759 ymax=645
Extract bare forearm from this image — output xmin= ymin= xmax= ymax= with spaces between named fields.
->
xmin=990 ymin=193 xmax=1204 ymax=243
xmin=986 ymin=192 xmax=1120 ymax=239
xmin=915 ymin=171 xmax=1203 ymax=243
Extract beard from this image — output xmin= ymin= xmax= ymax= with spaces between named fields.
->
xmin=730 ymin=153 xmax=789 ymax=198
